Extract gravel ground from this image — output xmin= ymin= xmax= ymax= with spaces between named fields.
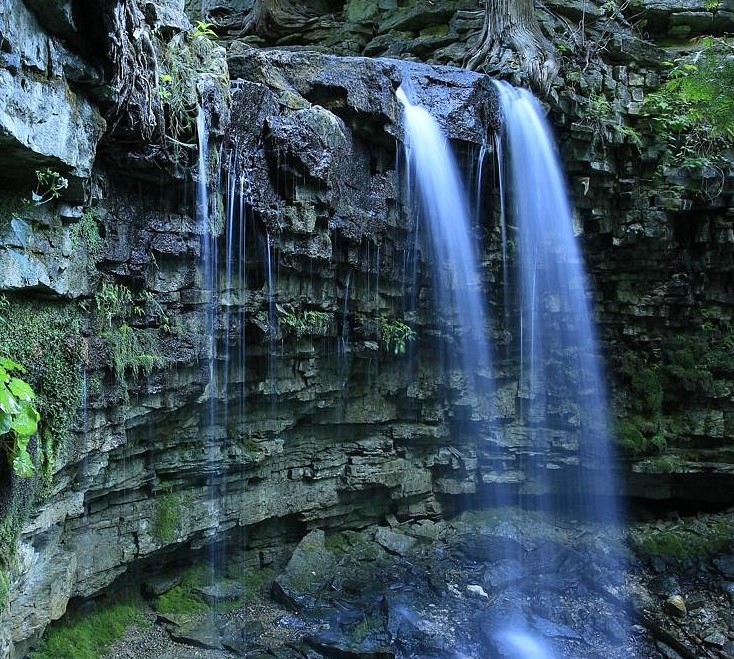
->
xmin=103 ymin=595 xmax=315 ymax=659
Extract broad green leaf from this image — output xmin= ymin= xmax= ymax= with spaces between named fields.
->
xmin=0 ymin=356 xmax=24 ymax=372
xmin=11 ymin=405 xmax=38 ymax=437
xmin=8 ymin=377 xmax=35 ymax=402
xmin=20 ymin=400 xmax=40 ymax=422
xmin=12 ymin=451 xmax=35 ymax=478
xmin=0 ymin=387 xmax=19 ymax=415
xmin=14 ymin=432 xmax=29 ymax=452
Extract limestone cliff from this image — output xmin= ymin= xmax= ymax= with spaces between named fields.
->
xmin=1 ymin=0 xmax=733 ymax=656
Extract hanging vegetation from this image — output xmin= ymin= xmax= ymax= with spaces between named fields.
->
xmin=107 ymin=0 xmax=162 ymax=140
xmin=644 ymin=37 xmax=734 ymax=171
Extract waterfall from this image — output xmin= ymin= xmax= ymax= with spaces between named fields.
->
xmin=398 ymin=79 xmax=626 ymax=656
xmin=492 ymin=80 xmax=626 ymax=656
xmin=494 ymin=81 xmax=619 ymax=520
xmin=197 ymin=106 xmax=217 ymax=388
xmin=223 ymin=150 xmax=251 ymax=429
xmin=397 ymin=86 xmax=492 ymax=397
xmin=266 ymin=232 xmax=277 ymax=399
xmin=196 ymin=104 xmax=224 ymax=573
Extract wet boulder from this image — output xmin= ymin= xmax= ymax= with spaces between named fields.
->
xmin=272 ymin=529 xmax=340 ymax=610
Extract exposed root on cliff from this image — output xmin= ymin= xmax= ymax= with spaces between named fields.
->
xmin=107 ymin=0 xmax=163 ymax=141
xmin=209 ymin=0 xmax=336 ymax=40
xmin=466 ymin=1 xmax=558 ymax=94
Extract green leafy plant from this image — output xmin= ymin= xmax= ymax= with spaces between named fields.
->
xmin=278 ymin=307 xmax=331 ymax=338
xmin=644 ymin=38 xmax=734 ymax=172
xmin=157 ymin=26 xmax=228 ymax=164
xmin=379 ymin=317 xmax=416 ymax=355
xmin=0 ymin=299 xmax=84 ymax=482
xmin=106 ymin=325 xmax=166 ymax=382
xmin=93 ymin=282 xmax=168 ymax=383
xmin=192 ymin=20 xmax=217 ymax=38
xmin=135 ymin=289 xmax=171 ymax=333
xmin=70 ymin=209 xmax=105 ymax=266
xmin=31 ymin=168 xmax=68 ymax=205
xmin=95 ymin=283 xmax=134 ymax=330
xmin=0 ymin=357 xmax=39 ymax=478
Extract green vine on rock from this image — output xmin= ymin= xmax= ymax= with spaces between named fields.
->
xmin=0 ymin=357 xmax=40 ymax=478
xmin=93 ymin=283 xmax=168 ymax=383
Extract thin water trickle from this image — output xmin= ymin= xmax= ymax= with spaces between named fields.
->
xmin=494 ymin=130 xmax=510 ymax=333
xmin=374 ymin=243 xmax=381 ymax=310
xmin=339 ymin=269 xmax=352 ymax=359
xmin=223 ymin=148 xmax=238 ymax=428
xmin=266 ymin=232 xmax=277 ymax=399
xmin=197 ymin=104 xmax=224 ymax=577
xmin=197 ymin=106 xmax=216 ymax=383
xmin=237 ymin=172 xmax=248 ymax=419
xmin=474 ymin=139 xmax=489 ymax=229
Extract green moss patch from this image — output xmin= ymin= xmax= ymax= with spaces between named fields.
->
xmin=0 ymin=297 xmax=84 ymax=476
xmin=155 ymin=566 xmax=212 ymax=615
xmin=630 ymin=514 xmax=733 ymax=560
xmin=30 ymin=599 xmax=148 ymax=659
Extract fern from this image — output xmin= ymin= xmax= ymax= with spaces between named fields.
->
xmin=644 ymin=38 xmax=734 ymax=168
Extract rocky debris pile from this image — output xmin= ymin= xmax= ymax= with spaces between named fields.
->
xmin=97 ymin=509 xmax=734 ymax=659
xmin=628 ymin=510 xmax=734 ymax=658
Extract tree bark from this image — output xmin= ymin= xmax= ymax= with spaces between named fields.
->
xmin=238 ymin=0 xmax=323 ymax=39
xmin=467 ymin=0 xmax=557 ymax=92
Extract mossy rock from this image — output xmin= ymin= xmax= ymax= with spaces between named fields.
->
xmin=629 ymin=514 xmax=734 ymax=561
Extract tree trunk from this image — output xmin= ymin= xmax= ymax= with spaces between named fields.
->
xmin=239 ymin=0 xmax=322 ymax=39
xmin=467 ymin=0 xmax=557 ymax=92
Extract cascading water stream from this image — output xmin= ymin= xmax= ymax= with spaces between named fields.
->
xmin=197 ymin=104 xmax=225 ymax=573
xmin=398 ymin=79 xmax=626 ymax=656
xmin=197 ymin=106 xmax=216 ymax=394
xmin=494 ymin=80 xmax=620 ymax=520
xmin=396 ymin=86 xmax=492 ymax=397
xmin=266 ymin=232 xmax=277 ymax=400
xmin=494 ymin=130 xmax=511 ymax=336
xmin=237 ymin=172 xmax=248 ymax=421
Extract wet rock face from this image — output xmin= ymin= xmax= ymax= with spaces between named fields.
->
xmin=3 ymin=1 xmax=734 ymax=657
xmin=0 ymin=0 xmax=105 ymax=196
xmin=227 ymin=45 xmax=498 ymax=145
xmin=226 ymin=46 xmax=498 ymax=240
xmin=135 ymin=513 xmax=648 ymax=658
